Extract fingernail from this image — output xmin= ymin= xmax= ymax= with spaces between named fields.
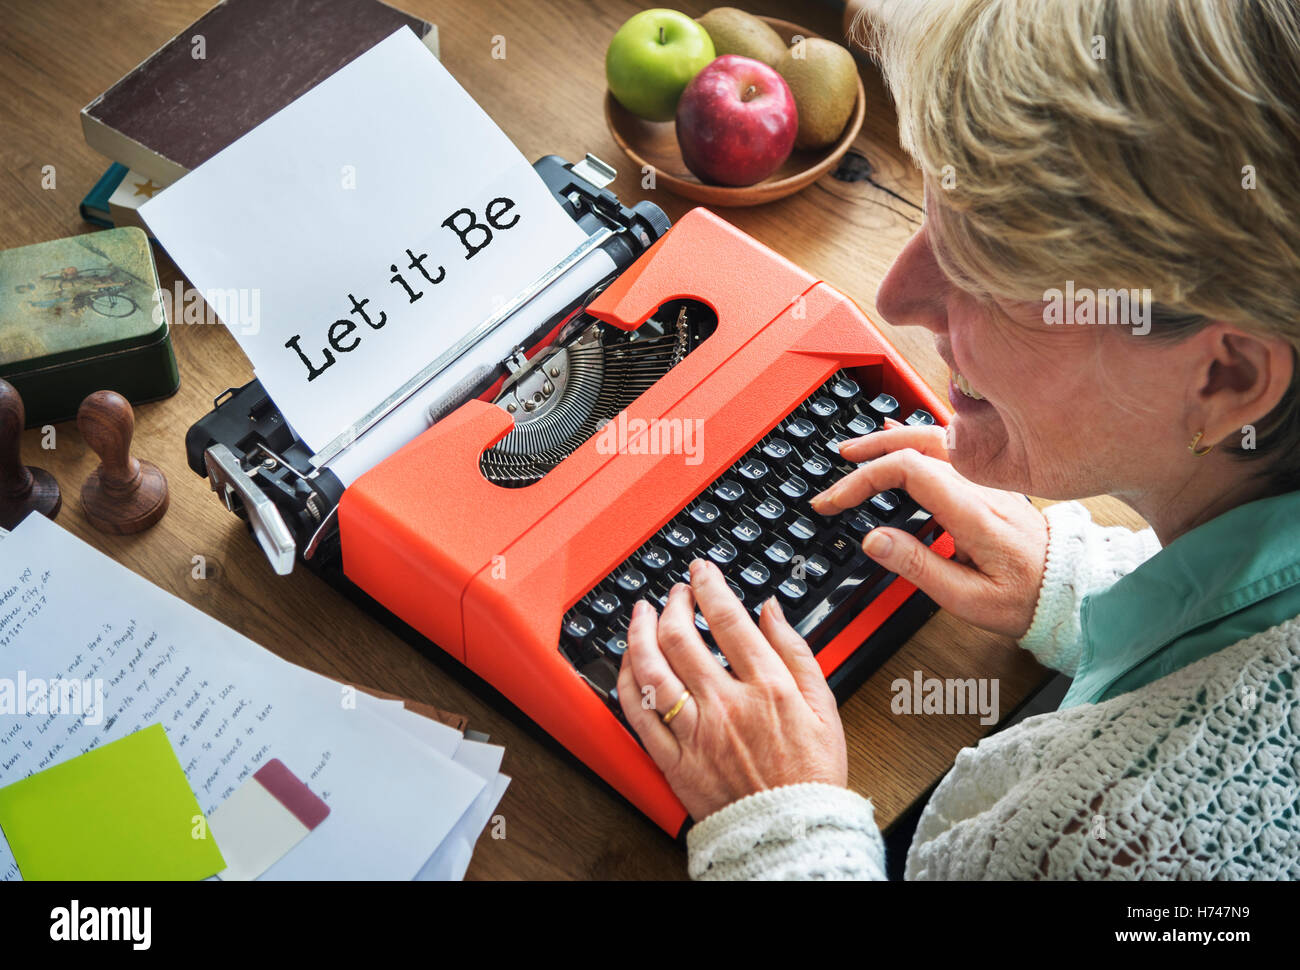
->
xmin=864 ymin=529 xmax=892 ymax=558
xmin=766 ymin=596 xmax=784 ymax=621
xmin=632 ymin=599 xmax=649 ymax=619
xmin=670 ymin=582 xmax=688 ymax=595
xmin=810 ymin=488 xmax=836 ymax=510
xmin=689 ymin=558 xmax=705 ymax=577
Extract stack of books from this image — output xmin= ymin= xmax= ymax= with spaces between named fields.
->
xmin=78 ymin=0 xmax=439 ymax=237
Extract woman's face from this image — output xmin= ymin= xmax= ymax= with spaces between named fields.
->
xmin=876 ymin=212 xmax=1190 ymax=501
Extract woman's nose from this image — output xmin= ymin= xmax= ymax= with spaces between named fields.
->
xmin=876 ymin=224 xmax=949 ymax=335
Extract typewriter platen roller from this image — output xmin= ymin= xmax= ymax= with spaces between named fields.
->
xmin=185 ymin=155 xmax=671 ymax=573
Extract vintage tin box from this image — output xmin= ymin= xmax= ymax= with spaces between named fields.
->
xmin=0 ymin=227 xmax=179 ymax=426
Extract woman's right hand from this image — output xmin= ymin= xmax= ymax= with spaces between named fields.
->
xmin=809 ymin=422 xmax=1049 ymax=640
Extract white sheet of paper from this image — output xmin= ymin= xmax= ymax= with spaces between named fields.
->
xmin=359 ymin=695 xmax=464 ymax=758
xmin=415 ymin=739 xmax=511 ymax=882
xmin=0 ymin=516 xmax=485 ymax=881
xmin=140 ymin=27 xmax=589 ymax=455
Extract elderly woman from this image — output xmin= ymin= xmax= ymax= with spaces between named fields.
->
xmin=616 ymin=0 xmax=1300 ymax=879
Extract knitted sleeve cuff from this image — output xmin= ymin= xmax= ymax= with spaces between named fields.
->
xmin=1018 ymin=501 xmax=1161 ymax=675
xmin=686 ymin=782 xmax=887 ymax=881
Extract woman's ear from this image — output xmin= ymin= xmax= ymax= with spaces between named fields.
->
xmin=1190 ymin=323 xmax=1296 ymax=446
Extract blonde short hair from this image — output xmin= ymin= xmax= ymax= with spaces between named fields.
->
xmin=860 ymin=0 xmax=1300 ymax=484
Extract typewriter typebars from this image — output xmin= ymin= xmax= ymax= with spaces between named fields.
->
xmin=187 ymin=155 xmax=954 ymax=836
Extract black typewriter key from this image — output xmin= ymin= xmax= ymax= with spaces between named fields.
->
xmin=710 ymin=647 xmax=730 ymax=669
xmin=801 ymin=453 xmax=833 ymax=478
xmin=779 ymin=473 xmax=810 ymax=500
xmin=691 ymin=501 xmax=721 ymax=525
xmin=830 ymin=374 xmax=861 ymax=400
xmin=801 ymin=554 xmax=832 ymax=585
xmin=905 ymin=409 xmax=936 ymax=426
xmin=787 ymin=516 xmax=818 ymax=543
xmin=590 ymin=591 xmax=622 ymax=616
xmin=827 ymin=533 xmax=857 ymax=564
xmin=786 ymin=416 xmax=816 ymax=440
xmin=762 ymin=438 xmax=794 ymax=462
xmin=825 ymin=435 xmax=852 ymax=458
xmin=777 ymin=576 xmax=809 ymax=604
xmin=754 ymin=495 xmax=785 ymax=522
xmin=727 ymin=579 xmax=745 ymax=602
xmin=714 ymin=479 xmax=746 ymax=504
xmin=764 ymin=539 xmax=795 ymax=566
xmin=562 ymin=613 xmax=596 ymax=640
xmin=739 ymin=560 xmax=771 ymax=589
xmin=846 ymin=508 xmax=882 ymax=535
xmin=666 ymin=523 xmax=696 ymax=548
xmin=738 ymin=457 xmax=769 ymax=482
xmin=870 ymin=490 xmax=900 ymax=516
xmin=867 ymin=393 xmax=900 ymax=422
xmin=615 ymin=567 xmax=648 ymax=593
xmin=603 ymin=634 xmax=628 ymax=658
xmin=708 ymin=538 xmax=739 ymax=565
xmin=695 ymin=612 xmax=710 ymax=634
xmin=641 ymin=545 xmax=672 ymax=571
xmin=731 ymin=518 xmax=762 ymax=544
xmin=655 ymin=590 xmax=671 ymax=609
xmin=847 ymin=414 xmax=878 ymax=437
xmin=809 ymin=397 xmax=839 ymax=423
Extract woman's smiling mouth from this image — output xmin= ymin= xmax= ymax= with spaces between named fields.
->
xmin=948 ymin=370 xmax=992 ymax=412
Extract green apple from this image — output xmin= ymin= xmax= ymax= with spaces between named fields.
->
xmin=606 ymin=9 xmax=716 ymax=122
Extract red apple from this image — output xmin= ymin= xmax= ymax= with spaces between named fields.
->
xmin=675 ymin=54 xmax=798 ymax=186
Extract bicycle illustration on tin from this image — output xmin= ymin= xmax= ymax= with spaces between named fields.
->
xmin=15 ymin=265 xmax=139 ymax=318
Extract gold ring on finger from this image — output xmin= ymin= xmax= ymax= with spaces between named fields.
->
xmin=661 ymin=689 xmax=691 ymax=726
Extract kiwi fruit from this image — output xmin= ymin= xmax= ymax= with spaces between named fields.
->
xmin=696 ymin=7 xmax=788 ymax=68
xmin=776 ymin=37 xmax=858 ymax=150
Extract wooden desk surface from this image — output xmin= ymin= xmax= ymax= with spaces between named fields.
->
xmin=0 ymin=0 xmax=1144 ymax=879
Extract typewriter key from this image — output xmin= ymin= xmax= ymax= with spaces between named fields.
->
xmin=830 ymin=375 xmax=861 ymax=399
xmin=764 ymin=539 xmax=794 ymax=565
xmin=847 ymin=414 xmax=878 ymax=437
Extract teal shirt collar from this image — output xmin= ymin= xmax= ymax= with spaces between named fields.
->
xmin=1061 ymin=490 xmax=1300 ymax=708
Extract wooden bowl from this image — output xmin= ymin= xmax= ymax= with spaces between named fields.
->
xmin=604 ymin=17 xmax=866 ymax=207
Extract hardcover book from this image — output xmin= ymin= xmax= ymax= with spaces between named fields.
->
xmin=80 ymin=0 xmax=439 ymax=185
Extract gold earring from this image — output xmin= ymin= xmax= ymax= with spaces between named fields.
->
xmin=1189 ymin=431 xmax=1214 ymax=457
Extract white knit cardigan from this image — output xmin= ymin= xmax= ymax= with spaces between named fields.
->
xmin=686 ymin=501 xmax=1300 ymax=880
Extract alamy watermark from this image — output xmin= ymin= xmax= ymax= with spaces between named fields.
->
xmin=595 ymin=411 xmax=704 ymax=465
xmin=0 ymin=671 xmax=105 ymax=726
xmin=1043 ymin=281 xmax=1152 ymax=336
xmin=152 ymin=281 xmax=261 ymax=335
xmin=891 ymin=671 xmax=1000 ymax=726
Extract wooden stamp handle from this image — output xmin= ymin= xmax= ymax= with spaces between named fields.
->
xmin=0 ymin=379 xmax=34 ymax=500
xmin=77 ymin=390 xmax=141 ymax=493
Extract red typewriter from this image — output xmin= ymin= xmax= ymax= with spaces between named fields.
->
xmin=189 ymin=160 xmax=952 ymax=837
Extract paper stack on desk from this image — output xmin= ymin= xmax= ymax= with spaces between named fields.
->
xmin=0 ymin=515 xmax=508 ymax=881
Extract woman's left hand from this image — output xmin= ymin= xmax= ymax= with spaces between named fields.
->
xmin=617 ymin=558 xmax=847 ymax=821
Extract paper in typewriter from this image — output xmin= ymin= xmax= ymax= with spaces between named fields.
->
xmin=140 ymin=27 xmax=602 ymax=469
xmin=0 ymin=515 xmax=485 ymax=880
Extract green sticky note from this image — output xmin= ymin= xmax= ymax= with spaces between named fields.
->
xmin=0 ymin=723 xmax=225 ymax=880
